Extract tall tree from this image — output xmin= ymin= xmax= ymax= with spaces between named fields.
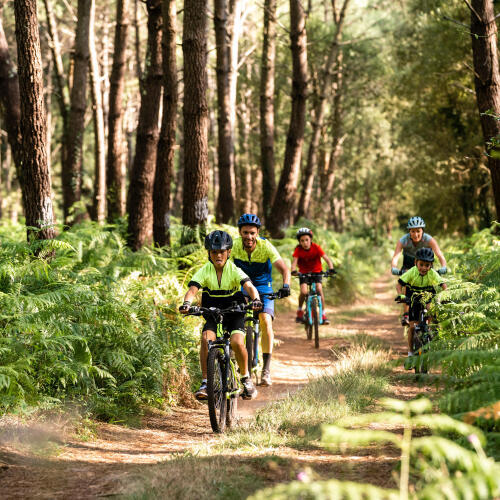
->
xmin=268 ymin=0 xmax=308 ymax=237
xmin=259 ymin=0 xmax=277 ymax=222
xmin=126 ymin=0 xmax=162 ymax=250
xmin=89 ymin=0 xmax=106 ymax=222
xmin=470 ymin=0 xmax=500 ymax=219
xmin=0 ymin=14 xmax=22 ymax=177
xmin=296 ymin=0 xmax=350 ymax=221
xmin=182 ymin=0 xmax=209 ymax=227
xmin=153 ymin=0 xmax=177 ymax=247
xmin=107 ymin=0 xmax=129 ymax=221
xmin=62 ymin=0 xmax=92 ymax=223
xmin=214 ymin=0 xmax=235 ymax=222
xmin=13 ymin=0 xmax=55 ymax=240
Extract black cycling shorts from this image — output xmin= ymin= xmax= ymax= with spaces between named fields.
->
xmin=299 ymin=273 xmax=323 ymax=285
xmin=202 ymin=313 xmax=245 ymax=336
xmin=408 ymin=298 xmax=430 ymax=322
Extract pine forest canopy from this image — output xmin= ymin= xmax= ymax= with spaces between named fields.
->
xmin=0 ymin=0 xmax=498 ymax=246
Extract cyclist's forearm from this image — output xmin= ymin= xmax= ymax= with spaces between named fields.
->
xmin=243 ymin=281 xmax=260 ymax=301
xmin=396 ymin=283 xmax=404 ymax=295
xmin=322 ymin=255 xmax=334 ymax=269
xmin=274 ymin=258 xmax=290 ymax=285
xmin=183 ymin=285 xmax=199 ymax=304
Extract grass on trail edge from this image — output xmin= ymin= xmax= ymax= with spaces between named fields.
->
xmin=122 ymin=335 xmax=393 ymax=500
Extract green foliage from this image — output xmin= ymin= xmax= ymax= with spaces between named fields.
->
xmin=250 ymin=398 xmax=500 ymax=500
xmin=0 ymin=221 xmax=201 ymax=418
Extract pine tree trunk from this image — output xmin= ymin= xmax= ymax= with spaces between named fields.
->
xmin=153 ymin=0 xmax=177 ymax=247
xmin=296 ymin=0 xmax=350 ymax=221
xmin=470 ymin=0 xmax=500 ymax=220
xmin=0 ymin=15 xmax=22 ymax=178
xmin=214 ymin=0 xmax=235 ymax=222
xmin=126 ymin=0 xmax=162 ymax=250
xmin=182 ymin=0 xmax=209 ymax=227
xmin=268 ymin=0 xmax=307 ymax=237
xmin=89 ymin=1 xmax=106 ymax=222
xmin=107 ymin=0 xmax=129 ymax=221
xmin=13 ymin=0 xmax=55 ymax=241
xmin=260 ymin=0 xmax=277 ymax=222
xmin=62 ymin=0 xmax=92 ymax=223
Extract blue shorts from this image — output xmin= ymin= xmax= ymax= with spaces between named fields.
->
xmin=243 ymin=284 xmax=275 ymax=319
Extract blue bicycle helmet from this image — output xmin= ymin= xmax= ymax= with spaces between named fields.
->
xmin=204 ymin=230 xmax=233 ymax=250
xmin=237 ymin=213 xmax=261 ymax=228
xmin=407 ymin=216 xmax=425 ymax=229
xmin=415 ymin=247 xmax=434 ymax=262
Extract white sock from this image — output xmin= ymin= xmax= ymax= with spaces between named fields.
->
xmin=241 ymin=372 xmax=249 ymax=379
xmin=202 ymin=378 xmax=207 ymax=383
xmin=408 ymin=351 xmax=414 ymax=356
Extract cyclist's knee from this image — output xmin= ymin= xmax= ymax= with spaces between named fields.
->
xmin=230 ymin=331 xmax=245 ymax=348
xmin=259 ymin=313 xmax=273 ymax=330
xmin=300 ymin=284 xmax=308 ymax=295
xmin=202 ymin=330 xmax=216 ymax=343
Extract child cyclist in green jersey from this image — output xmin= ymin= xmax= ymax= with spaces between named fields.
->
xmin=179 ymin=230 xmax=262 ymax=400
xmin=396 ymin=247 xmax=447 ymax=357
xmin=290 ymin=227 xmax=335 ymax=324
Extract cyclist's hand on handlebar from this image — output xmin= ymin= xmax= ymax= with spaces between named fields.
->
xmin=179 ymin=301 xmax=191 ymax=314
xmin=291 ymin=270 xmax=298 ymax=276
xmin=395 ymin=294 xmax=406 ymax=302
xmin=251 ymin=299 xmax=263 ymax=311
xmin=391 ymin=267 xmax=401 ymax=276
xmin=438 ymin=266 xmax=447 ymax=275
xmin=278 ymin=284 xmax=291 ymax=298
xmin=327 ymin=268 xmax=336 ymax=276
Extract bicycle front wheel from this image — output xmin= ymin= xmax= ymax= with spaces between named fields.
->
xmin=207 ymin=348 xmax=227 ymax=433
xmin=305 ymin=302 xmax=312 ymax=340
xmin=311 ymin=297 xmax=320 ymax=349
xmin=226 ymin=360 xmax=239 ymax=428
xmin=245 ymin=324 xmax=254 ymax=378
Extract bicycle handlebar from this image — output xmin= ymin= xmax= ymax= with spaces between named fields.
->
xmin=185 ymin=302 xmax=254 ymax=318
xmin=292 ymin=270 xmax=336 ymax=278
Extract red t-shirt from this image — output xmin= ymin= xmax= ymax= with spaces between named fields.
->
xmin=293 ymin=242 xmax=325 ymax=273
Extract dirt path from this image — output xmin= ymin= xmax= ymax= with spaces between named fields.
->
xmin=0 ymin=274 xmax=423 ymax=498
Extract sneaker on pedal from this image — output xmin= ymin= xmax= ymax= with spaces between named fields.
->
xmin=241 ymin=377 xmax=257 ymax=400
xmin=401 ymin=313 xmax=410 ymax=327
xmin=195 ymin=381 xmax=208 ymax=400
xmin=260 ymin=369 xmax=272 ymax=386
xmin=322 ymin=315 xmax=330 ymax=325
xmin=295 ymin=310 xmax=304 ymax=323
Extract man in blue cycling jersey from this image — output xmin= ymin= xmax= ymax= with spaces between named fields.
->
xmin=231 ymin=214 xmax=291 ymax=386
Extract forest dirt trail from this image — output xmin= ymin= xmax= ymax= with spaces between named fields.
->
xmin=0 ymin=274 xmax=427 ymax=499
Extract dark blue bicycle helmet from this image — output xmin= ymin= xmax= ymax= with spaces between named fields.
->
xmin=204 ymin=230 xmax=233 ymax=250
xmin=415 ymin=247 xmax=434 ymax=262
xmin=407 ymin=216 xmax=425 ymax=229
xmin=237 ymin=213 xmax=261 ymax=228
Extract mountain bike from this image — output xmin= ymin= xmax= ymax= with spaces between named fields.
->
xmin=295 ymin=271 xmax=335 ymax=349
xmin=395 ymin=295 xmax=433 ymax=374
xmin=185 ymin=303 xmax=253 ymax=433
xmin=244 ymin=291 xmax=282 ymax=385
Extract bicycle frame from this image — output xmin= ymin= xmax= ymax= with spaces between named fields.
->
xmin=305 ymin=281 xmax=324 ymax=326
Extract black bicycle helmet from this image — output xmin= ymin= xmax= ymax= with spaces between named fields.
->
xmin=204 ymin=230 xmax=233 ymax=250
xmin=296 ymin=227 xmax=313 ymax=240
xmin=407 ymin=216 xmax=425 ymax=229
xmin=415 ymin=247 xmax=434 ymax=262
xmin=237 ymin=213 xmax=261 ymax=228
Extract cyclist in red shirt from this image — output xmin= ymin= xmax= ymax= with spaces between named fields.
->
xmin=291 ymin=228 xmax=335 ymax=324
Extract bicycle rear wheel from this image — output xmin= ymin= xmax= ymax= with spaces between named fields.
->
xmin=207 ymin=348 xmax=227 ymax=433
xmin=311 ymin=297 xmax=320 ymax=349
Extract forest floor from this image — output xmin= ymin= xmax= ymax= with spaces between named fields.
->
xmin=0 ymin=274 xmax=432 ymax=499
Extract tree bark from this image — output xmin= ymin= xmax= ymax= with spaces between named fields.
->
xmin=259 ymin=0 xmax=277 ymax=222
xmin=153 ymin=0 xmax=177 ymax=247
xmin=268 ymin=0 xmax=308 ymax=237
xmin=182 ymin=0 xmax=209 ymax=227
xmin=470 ymin=0 xmax=500 ymax=219
xmin=214 ymin=0 xmax=235 ymax=222
xmin=126 ymin=0 xmax=162 ymax=250
xmin=0 ymin=14 xmax=22 ymax=178
xmin=13 ymin=0 xmax=55 ymax=241
xmin=62 ymin=0 xmax=92 ymax=223
xmin=296 ymin=0 xmax=350 ymax=221
xmin=89 ymin=0 xmax=106 ymax=222
xmin=106 ymin=0 xmax=129 ymax=221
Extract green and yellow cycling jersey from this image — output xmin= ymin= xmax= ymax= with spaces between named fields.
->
xmin=188 ymin=260 xmax=250 ymax=308
xmin=231 ymin=237 xmax=281 ymax=287
xmin=398 ymin=266 xmax=444 ymax=293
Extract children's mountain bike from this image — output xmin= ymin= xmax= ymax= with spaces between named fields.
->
xmin=395 ymin=295 xmax=433 ymax=374
xmin=295 ymin=271 xmax=335 ymax=349
xmin=244 ymin=291 xmax=283 ymax=385
xmin=185 ymin=303 xmax=253 ymax=433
